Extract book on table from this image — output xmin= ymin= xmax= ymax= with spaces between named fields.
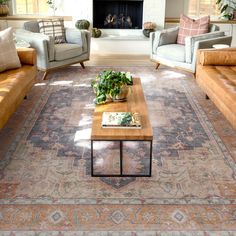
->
xmin=102 ymin=112 xmax=142 ymax=129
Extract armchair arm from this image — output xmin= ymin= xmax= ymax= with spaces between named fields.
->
xmin=15 ymin=29 xmax=55 ymax=68
xmin=65 ymin=28 xmax=91 ymax=53
xmin=17 ymin=48 xmax=36 ymax=66
xmin=189 ymin=35 xmax=232 ymax=73
xmin=151 ymin=27 xmax=179 ymax=54
xmin=65 ymin=28 xmax=83 ymax=44
xmin=198 ymin=48 xmax=236 ymax=66
xmin=185 ymin=31 xmax=226 ymax=63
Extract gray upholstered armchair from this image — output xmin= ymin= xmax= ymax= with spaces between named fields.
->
xmin=150 ymin=25 xmax=232 ymax=73
xmin=15 ymin=21 xmax=91 ymax=79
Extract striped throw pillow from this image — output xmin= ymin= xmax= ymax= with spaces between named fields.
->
xmin=177 ymin=14 xmax=210 ymax=45
xmin=38 ymin=18 xmax=66 ymax=44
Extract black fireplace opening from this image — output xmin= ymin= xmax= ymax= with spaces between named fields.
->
xmin=93 ymin=0 xmax=143 ymax=29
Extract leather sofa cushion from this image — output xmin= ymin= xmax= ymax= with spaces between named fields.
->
xmin=54 ymin=43 xmax=83 ymax=61
xmin=199 ymin=48 xmax=236 ymax=66
xmin=196 ymin=64 xmax=236 ymax=129
xmin=0 ymin=65 xmax=36 ymax=128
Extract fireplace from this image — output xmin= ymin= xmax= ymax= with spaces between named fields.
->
xmin=93 ymin=0 xmax=144 ymax=29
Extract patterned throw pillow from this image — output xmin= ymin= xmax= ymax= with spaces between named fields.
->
xmin=38 ymin=18 xmax=66 ymax=44
xmin=177 ymin=14 xmax=210 ymax=45
xmin=0 ymin=27 xmax=21 ymax=73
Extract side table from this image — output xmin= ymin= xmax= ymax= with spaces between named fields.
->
xmin=212 ymin=44 xmax=230 ymax=49
xmin=15 ymin=40 xmax=30 ymax=49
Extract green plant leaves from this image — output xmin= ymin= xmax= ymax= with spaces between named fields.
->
xmin=216 ymin=0 xmax=236 ymax=19
xmin=221 ymin=4 xmax=229 ymax=13
xmin=91 ymin=70 xmax=133 ymax=104
xmin=120 ymin=113 xmax=133 ymax=125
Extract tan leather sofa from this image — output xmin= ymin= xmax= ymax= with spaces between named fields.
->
xmin=196 ymin=48 xmax=236 ymax=129
xmin=0 ymin=48 xmax=37 ymax=129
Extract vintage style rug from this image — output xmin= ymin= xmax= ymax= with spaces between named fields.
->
xmin=0 ymin=66 xmax=236 ymax=235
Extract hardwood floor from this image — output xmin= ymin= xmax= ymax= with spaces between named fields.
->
xmin=86 ymin=54 xmax=153 ymax=66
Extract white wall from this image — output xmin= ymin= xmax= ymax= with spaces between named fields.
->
xmin=143 ymin=0 xmax=166 ymax=30
xmin=67 ymin=0 xmax=93 ymax=27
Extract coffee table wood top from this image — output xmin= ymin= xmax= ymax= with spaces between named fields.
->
xmin=91 ymin=77 xmax=153 ymax=141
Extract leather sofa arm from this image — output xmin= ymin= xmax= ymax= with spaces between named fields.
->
xmin=198 ymin=48 xmax=236 ymax=66
xmin=17 ymin=48 xmax=37 ymax=66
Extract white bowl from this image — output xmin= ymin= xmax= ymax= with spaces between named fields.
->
xmin=212 ymin=44 xmax=230 ymax=49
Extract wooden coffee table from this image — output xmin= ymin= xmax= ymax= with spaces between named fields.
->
xmin=91 ymin=77 xmax=153 ymax=177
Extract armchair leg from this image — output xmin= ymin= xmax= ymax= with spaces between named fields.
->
xmin=42 ymin=71 xmax=48 ymax=80
xmin=80 ymin=62 xmax=85 ymax=69
xmin=156 ymin=63 xmax=160 ymax=70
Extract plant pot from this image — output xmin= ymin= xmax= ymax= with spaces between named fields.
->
xmin=113 ymin=85 xmax=129 ymax=102
xmin=142 ymin=29 xmax=154 ymax=38
xmin=0 ymin=5 xmax=9 ymax=17
xmin=75 ymin=19 xmax=90 ymax=30
xmin=92 ymin=28 xmax=102 ymax=38
xmin=233 ymin=10 xmax=236 ymax=20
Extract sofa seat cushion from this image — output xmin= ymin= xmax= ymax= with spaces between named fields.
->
xmin=214 ymin=66 xmax=236 ymax=87
xmin=156 ymin=44 xmax=185 ymax=62
xmin=0 ymin=65 xmax=36 ymax=128
xmin=197 ymin=65 xmax=236 ymax=99
xmin=54 ymin=43 xmax=83 ymax=61
xmin=196 ymin=65 xmax=236 ymax=128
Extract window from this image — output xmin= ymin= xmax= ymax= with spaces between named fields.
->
xmin=13 ymin=0 xmax=49 ymax=15
xmin=186 ymin=0 xmax=219 ymax=17
xmin=13 ymin=0 xmax=66 ymax=15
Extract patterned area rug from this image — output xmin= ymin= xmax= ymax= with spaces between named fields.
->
xmin=0 ymin=66 xmax=236 ymax=235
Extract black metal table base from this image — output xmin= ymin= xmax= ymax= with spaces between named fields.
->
xmin=91 ymin=140 xmax=152 ymax=177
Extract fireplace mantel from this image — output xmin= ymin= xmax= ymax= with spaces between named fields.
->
xmin=71 ymin=0 xmax=166 ymax=54
xmin=93 ymin=0 xmax=143 ymax=29
xmin=74 ymin=0 xmax=166 ymax=33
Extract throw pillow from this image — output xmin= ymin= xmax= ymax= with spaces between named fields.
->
xmin=38 ymin=18 xmax=66 ymax=44
xmin=177 ymin=14 xmax=210 ymax=45
xmin=0 ymin=27 xmax=21 ymax=73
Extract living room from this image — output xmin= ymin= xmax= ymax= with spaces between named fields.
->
xmin=0 ymin=0 xmax=236 ymax=235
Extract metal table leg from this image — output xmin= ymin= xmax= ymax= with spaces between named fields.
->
xmin=91 ymin=140 xmax=152 ymax=177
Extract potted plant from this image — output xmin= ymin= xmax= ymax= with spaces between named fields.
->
xmin=91 ymin=70 xmax=133 ymax=104
xmin=92 ymin=28 xmax=102 ymax=38
xmin=75 ymin=19 xmax=90 ymax=30
xmin=46 ymin=0 xmax=57 ymax=16
xmin=216 ymin=0 xmax=236 ymax=20
xmin=142 ymin=22 xmax=156 ymax=37
xmin=0 ymin=0 xmax=9 ymax=17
